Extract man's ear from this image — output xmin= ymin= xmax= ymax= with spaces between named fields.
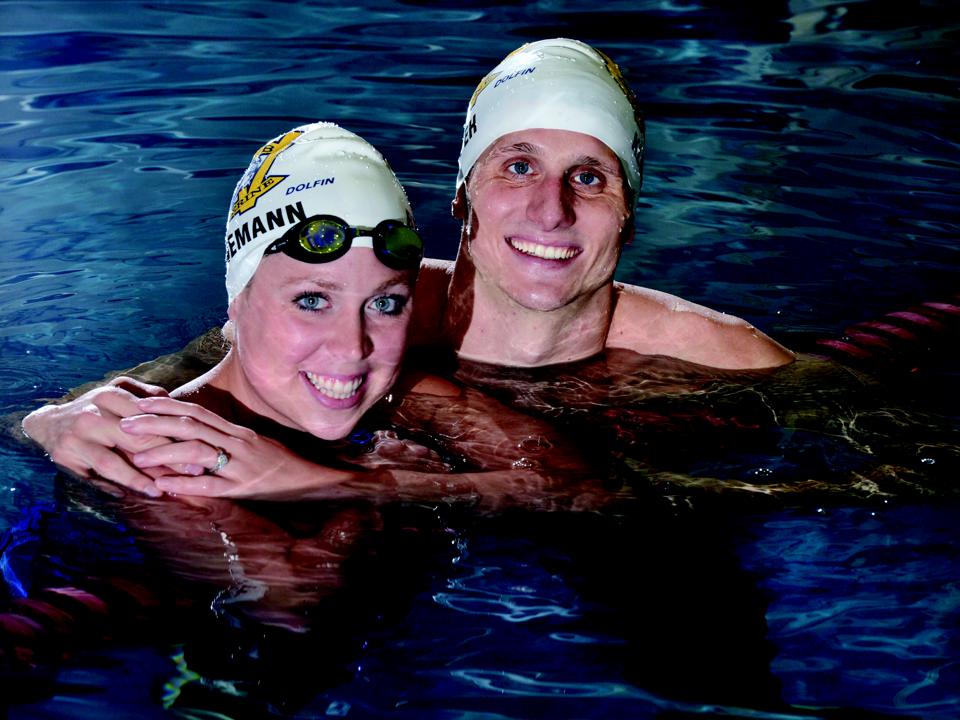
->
xmin=451 ymin=184 xmax=468 ymax=221
xmin=620 ymin=212 xmax=635 ymax=246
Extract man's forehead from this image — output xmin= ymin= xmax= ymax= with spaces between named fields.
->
xmin=485 ymin=130 xmax=622 ymax=172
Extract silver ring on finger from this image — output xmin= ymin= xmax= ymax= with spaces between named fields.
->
xmin=207 ymin=447 xmax=230 ymax=475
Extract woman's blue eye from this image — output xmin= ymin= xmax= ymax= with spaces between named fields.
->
xmin=370 ymin=294 xmax=408 ymax=316
xmin=508 ymin=160 xmax=531 ymax=176
xmin=295 ymin=293 xmax=329 ymax=312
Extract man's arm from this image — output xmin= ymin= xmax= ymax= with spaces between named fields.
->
xmin=129 ymin=377 xmax=607 ymax=512
xmin=607 ymin=283 xmax=795 ymax=369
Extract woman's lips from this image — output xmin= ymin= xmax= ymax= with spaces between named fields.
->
xmin=303 ymin=371 xmax=365 ymax=408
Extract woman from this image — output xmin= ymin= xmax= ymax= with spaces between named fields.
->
xmin=24 ymin=122 xmax=591 ymax=507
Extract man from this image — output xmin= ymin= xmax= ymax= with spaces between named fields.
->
xmin=410 ymin=37 xmax=793 ymax=369
xmin=21 ymin=38 xmax=792 ymax=493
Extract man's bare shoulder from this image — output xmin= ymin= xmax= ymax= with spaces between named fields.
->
xmin=409 ymin=258 xmax=455 ymax=347
xmin=607 ymin=283 xmax=795 ymax=369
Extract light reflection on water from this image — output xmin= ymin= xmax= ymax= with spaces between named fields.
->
xmin=1 ymin=1 xmax=959 ymax=718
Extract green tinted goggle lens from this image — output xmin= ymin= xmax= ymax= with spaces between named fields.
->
xmin=265 ymin=215 xmax=423 ymax=270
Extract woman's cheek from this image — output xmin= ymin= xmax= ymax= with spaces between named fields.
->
xmin=379 ymin=323 xmax=410 ymax=367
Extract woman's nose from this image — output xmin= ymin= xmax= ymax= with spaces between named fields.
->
xmin=326 ymin=311 xmax=373 ymax=361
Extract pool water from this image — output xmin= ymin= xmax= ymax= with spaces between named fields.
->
xmin=2 ymin=1 xmax=959 ymax=718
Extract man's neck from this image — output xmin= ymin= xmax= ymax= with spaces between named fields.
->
xmin=444 ymin=256 xmax=613 ymax=367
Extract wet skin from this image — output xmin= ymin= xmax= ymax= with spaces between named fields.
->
xmin=465 ymin=128 xmax=631 ymax=314
xmin=224 ymin=249 xmax=412 ymax=441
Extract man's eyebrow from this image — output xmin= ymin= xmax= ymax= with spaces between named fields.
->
xmin=574 ymin=156 xmax=603 ymax=167
xmin=490 ymin=142 xmax=540 ymax=157
xmin=490 ymin=144 xmax=620 ymax=173
xmin=572 ymin=155 xmax=620 ymax=173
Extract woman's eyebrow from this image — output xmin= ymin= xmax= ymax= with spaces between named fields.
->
xmin=373 ymin=273 xmax=411 ymax=293
xmin=278 ymin=274 xmax=409 ymax=294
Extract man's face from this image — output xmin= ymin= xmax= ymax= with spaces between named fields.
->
xmin=465 ymin=129 xmax=631 ymax=313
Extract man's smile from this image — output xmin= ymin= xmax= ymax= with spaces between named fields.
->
xmin=507 ymin=237 xmax=581 ymax=261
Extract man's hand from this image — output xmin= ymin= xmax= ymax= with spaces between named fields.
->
xmin=21 ymin=377 xmax=171 ymax=496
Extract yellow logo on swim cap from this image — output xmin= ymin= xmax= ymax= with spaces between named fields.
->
xmin=468 ymin=71 xmax=499 ymax=110
xmin=230 ymin=129 xmax=302 ymax=219
xmin=468 ymin=43 xmax=533 ymax=109
xmin=595 ymin=47 xmax=645 ymax=166
xmin=595 ymin=48 xmax=639 ymax=110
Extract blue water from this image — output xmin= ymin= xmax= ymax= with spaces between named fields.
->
xmin=2 ymin=1 xmax=959 ymax=718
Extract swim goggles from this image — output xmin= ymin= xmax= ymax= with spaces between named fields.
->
xmin=264 ymin=214 xmax=423 ymax=270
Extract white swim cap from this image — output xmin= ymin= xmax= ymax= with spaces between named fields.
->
xmin=457 ymin=38 xmax=645 ymax=196
xmin=224 ymin=122 xmax=413 ymax=303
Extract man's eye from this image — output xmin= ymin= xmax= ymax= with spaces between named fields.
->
xmin=574 ymin=171 xmax=600 ymax=186
xmin=369 ymin=294 xmax=408 ymax=316
xmin=295 ymin=293 xmax=330 ymax=312
xmin=508 ymin=160 xmax=531 ymax=176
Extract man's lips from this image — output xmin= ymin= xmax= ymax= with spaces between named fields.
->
xmin=507 ymin=237 xmax=581 ymax=261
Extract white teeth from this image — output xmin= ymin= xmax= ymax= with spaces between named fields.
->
xmin=305 ymin=372 xmax=363 ymax=399
xmin=509 ymin=238 xmax=578 ymax=260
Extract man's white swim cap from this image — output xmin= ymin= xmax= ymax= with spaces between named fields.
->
xmin=224 ymin=122 xmax=413 ymax=303
xmin=457 ymin=38 xmax=645 ymax=196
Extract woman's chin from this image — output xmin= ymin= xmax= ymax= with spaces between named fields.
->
xmin=302 ymin=413 xmax=365 ymax=442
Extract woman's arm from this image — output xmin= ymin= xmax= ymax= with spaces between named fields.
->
xmin=126 ymin=392 xmax=608 ymax=511
xmin=21 ymin=377 xmax=173 ymax=497
xmin=18 ymin=327 xmax=230 ymax=490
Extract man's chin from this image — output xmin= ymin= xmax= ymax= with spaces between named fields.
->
xmin=505 ymin=287 xmax=576 ymax=314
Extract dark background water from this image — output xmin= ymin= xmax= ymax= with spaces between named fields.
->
xmin=1 ymin=0 xmax=957 ymax=411
xmin=1 ymin=1 xmax=959 ymax=718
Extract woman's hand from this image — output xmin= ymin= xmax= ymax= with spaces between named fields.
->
xmin=123 ymin=396 xmax=353 ymax=499
xmin=21 ymin=377 xmax=171 ymax=497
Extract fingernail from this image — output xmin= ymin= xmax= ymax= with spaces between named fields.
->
xmin=144 ymin=484 xmax=163 ymax=498
xmin=184 ymin=464 xmax=205 ymax=476
xmin=155 ymin=478 xmax=175 ymax=494
xmin=136 ymin=398 xmax=159 ymax=409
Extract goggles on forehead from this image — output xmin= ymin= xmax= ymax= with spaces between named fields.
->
xmin=264 ymin=215 xmax=423 ymax=271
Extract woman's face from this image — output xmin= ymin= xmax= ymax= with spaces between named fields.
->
xmin=228 ymin=249 xmax=413 ymax=440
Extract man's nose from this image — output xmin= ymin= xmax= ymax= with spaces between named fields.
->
xmin=526 ymin=174 xmax=575 ymax=230
xmin=326 ymin=310 xmax=373 ymax=361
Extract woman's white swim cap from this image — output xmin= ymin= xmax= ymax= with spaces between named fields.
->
xmin=457 ymin=38 xmax=645 ymax=196
xmin=224 ymin=122 xmax=413 ymax=303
